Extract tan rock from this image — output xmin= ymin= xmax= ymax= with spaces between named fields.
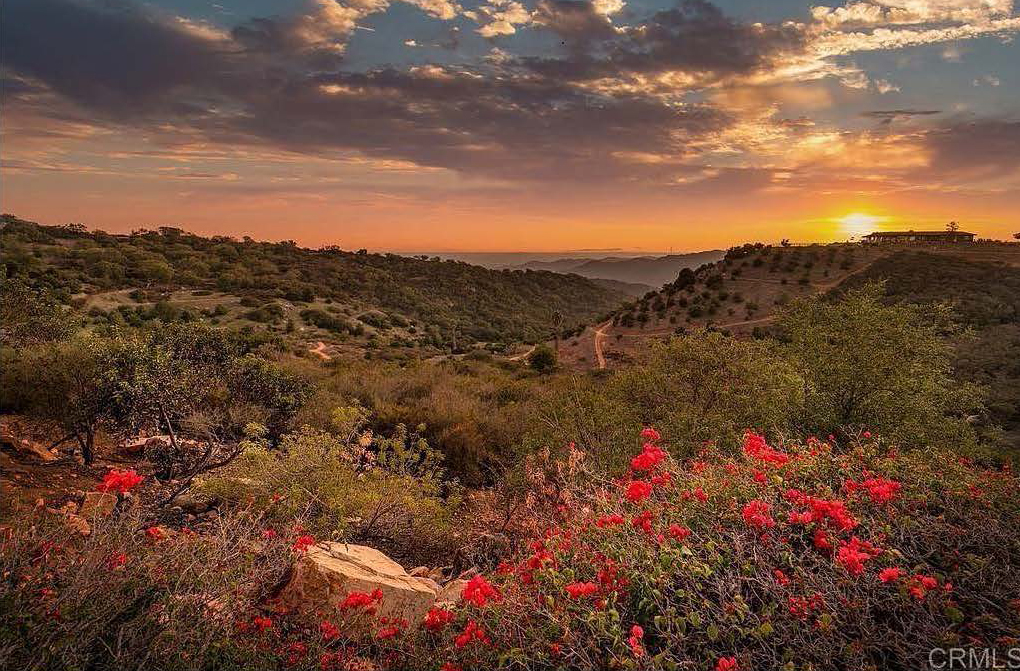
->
xmin=414 ymin=576 xmax=441 ymax=592
xmin=79 ymin=491 xmax=118 ymax=518
xmin=275 ymin=543 xmax=438 ymax=626
xmin=436 ymin=578 xmax=467 ymax=605
xmin=409 ymin=566 xmax=430 ymax=577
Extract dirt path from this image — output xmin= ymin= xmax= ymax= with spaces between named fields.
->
xmin=309 ymin=341 xmax=332 ymax=360
xmin=508 ymin=345 xmax=536 ymax=361
xmin=593 ymin=321 xmax=612 ymax=369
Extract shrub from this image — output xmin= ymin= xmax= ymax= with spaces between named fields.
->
xmin=198 ymin=414 xmax=463 ymax=563
xmin=529 ymin=345 xmax=557 ymax=373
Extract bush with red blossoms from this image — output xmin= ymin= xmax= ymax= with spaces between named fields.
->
xmin=3 ymin=427 xmax=1019 ymax=671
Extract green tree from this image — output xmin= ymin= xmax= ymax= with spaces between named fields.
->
xmin=778 ymin=283 xmax=981 ymax=448
xmin=529 ymin=344 xmax=557 ymax=373
xmin=0 ymin=275 xmax=76 ymax=347
xmin=1 ymin=334 xmax=122 ymax=464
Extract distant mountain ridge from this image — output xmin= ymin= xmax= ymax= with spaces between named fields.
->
xmin=513 ymin=251 xmax=726 ymax=288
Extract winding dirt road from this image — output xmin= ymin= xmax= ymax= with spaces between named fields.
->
xmin=593 ymin=321 xmax=612 ymax=369
xmin=508 ymin=345 xmax=537 ymax=361
xmin=309 ymin=341 xmax=332 ymax=360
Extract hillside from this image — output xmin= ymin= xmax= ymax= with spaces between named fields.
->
xmin=0 ymin=215 xmax=627 ymax=353
xmin=514 ymin=250 xmax=725 ymax=287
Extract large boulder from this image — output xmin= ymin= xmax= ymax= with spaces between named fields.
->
xmin=274 ymin=543 xmax=438 ymax=625
xmin=0 ymin=419 xmax=56 ymax=462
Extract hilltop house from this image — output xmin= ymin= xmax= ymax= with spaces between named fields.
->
xmin=862 ymin=230 xmax=975 ymax=244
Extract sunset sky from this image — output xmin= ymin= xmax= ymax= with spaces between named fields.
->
xmin=3 ymin=0 xmax=1019 ymax=251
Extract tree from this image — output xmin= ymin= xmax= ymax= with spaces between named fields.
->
xmin=1013 ymin=232 xmax=1019 ymax=241
xmin=1 ymin=334 xmax=122 ymax=464
xmin=0 ymin=275 xmax=76 ymax=348
xmin=946 ymin=221 xmax=960 ymax=232
xmin=529 ymin=344 xmax=557 ymax=373
xmin=778 ymin=283 xmax=981 ymax=448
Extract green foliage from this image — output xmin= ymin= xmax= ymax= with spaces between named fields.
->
xmin=528 ymin=344 xmax=557 ymax=373
xmin=527 ymin=332 xmax=804 ymax=472
xmin=0 ymin=215 xmax=625 ymax=345
xmin=199 ymin=415 xmax=462 ymax=561
xmin=779 ymin=283 xmax=981 ymax=449
xmin=0 ymin=274 xmax=77 ymax=347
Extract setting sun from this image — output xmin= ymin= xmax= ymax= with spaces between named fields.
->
xmin=837 ymin=213 xmax=887 ymax=238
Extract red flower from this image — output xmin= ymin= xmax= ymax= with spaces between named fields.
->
xmin=454 ymin=620 xmax=490 ymax=648
xmin=813 ymin=528 xmax=833 ymax=550
xmin=693 ymin=487 xmax=708 ymax=502
xmin=668 ymin=523 xmax=691 ymax=541
xmin=640 ymin=427 xmax=661 ymax=441
xmin=878 ymin=567 xmax=904 ymax=584
xmin=628 ymin=624 xmax=644 ymax=658
xmin=717 ymin=656 xmax=739 ymax=671
xmin=625 ymin=480 xmax=653 ymax=503
xmin=440 ymin=663 xmax=462 ymax=671
xmin=836 ymin=537 xmax=879 ymax=576
xmin=859 ymin=477 xmax=902 ymax=504
xmin=631 ymin=442 xmax=667 ymax=471
xmin=292 ymin=535 xmax=316 ymax=553
xmin=462 ymin=575 xmax=499 ymax=607
xmin=144 ymin=526 xmax=164 ymax=542
xmin=252 ymin=616 xmax=273 ymax=633
xmin=107 ymin=552 xmax=129 ymax=569
xmin=596 ymin=513 xmax=626 ymax=528
xmin=341 ymin=588 xmax=383 ymax=609
xmin=742 ymin=431 xmax=789 ymax=467
xmin=773 ymin=569 xmax=790 ymax=586
xmin=862 ymin=431 xmax=872 ymax=439
xmin=564 ymin=582 xmax=599 ymax=599
xmin=99 ymin=469 xmax=144 ymax=494
xmin=319 ymin=620 xmax=340 ymax=640
xmin=631 ymin=510 xmax=654 ymax=534
xmin=423 ymin=606 xmax=455 ymax=631
xmin=742 ymin=499 xmax=775 ymax=529
xmin=262 ymin=529 xmax=277 ymax=539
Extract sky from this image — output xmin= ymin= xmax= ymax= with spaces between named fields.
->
xmin=2 ymin=0 xmax=1019 ymax=251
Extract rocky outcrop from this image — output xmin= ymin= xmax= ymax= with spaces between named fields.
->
xmin=0 ymin=418 xmax=57 ymax=462
xmin=275 ymin=543 xmax=439 ymax=625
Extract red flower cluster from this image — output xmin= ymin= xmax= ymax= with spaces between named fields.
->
xmin=906 ymin=574 xmax=941 ymax=600
xmin=596 ymin=513 xmax=625 ymax=528
xmin=856 ymin=477 xmax=902 ymax=504
xmin=836 ymin=537 xmax=880 ymax=576
xmin=341 ymin=588 xmax=383 ymax=610
xmin=292 ymin=535 xmax=316 ymax=553
xmin=785 ymin=490 xmax=857 ymax=531
xmin=742 ymin=432 xmax=789 ymax=467
xmin=631 ymin=510 xmax=654 ymax=534
xmin=716 ymin=656 xmax=739 ymax=671
xmin=376 ymin=616 xmax=406 ymax=639
xmin=878 ymin=567 xmax=904 ymax=583
xmin=319 ymin=620 xmax=340 ymax=641
xmin=640 ymin=427 xmax=661 ymax=441
xmin=628 ymin=624 xmax=644 ymax=657
xmin=631 ymin=442 xmax=666 ymax=472
xmin=252 ymin=616 xmax=273 ymax=633
xmin=564 ymin=581 xmax=599 ymax=599
xmin=625 ymin=480 xmax=652 ymax=503
xmin=424 ymin=606 xmax=455 ymax=631
xmin=454 ymin=620 xmax=490 ymax=648
xmin=462 ymin=575 xmax=499 ymax=607
xmin=668 ymin=523 xmax=691 ymax=542
xmin=742 ymin=499 xmax=775 ymax=529
xmin=99 ymin=469 xmax=144 ymax=494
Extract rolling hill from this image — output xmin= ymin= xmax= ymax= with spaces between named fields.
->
xmin=513 ymin=250 xmax=725 ymax=288
xmin=0 ymin=215 xmax=628 ymax=349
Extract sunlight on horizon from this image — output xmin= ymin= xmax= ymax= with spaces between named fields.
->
xmin=836 ymin=213 xmax=888 ymax=239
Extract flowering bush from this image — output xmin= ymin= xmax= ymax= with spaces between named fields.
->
xmin=3 ymin=428 xmax=1018 ymax=670
xmin=405 ymin=428 xmax=1020 ymax=670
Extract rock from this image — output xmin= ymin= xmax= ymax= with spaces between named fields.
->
xmin=436 ymin=578 xmax=467 ymax=605
xmin=409 ymin=566 xmax=430 ymax=577
xmin=414 ymin=576 xmax=441 ymax=592
xmin=79 ymin=491 xmax=118 ymax=518
xmin=275 ymin=543 xmax=438 ymax=626
xmin=0 ymin=429 xmax=56 ymax=462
